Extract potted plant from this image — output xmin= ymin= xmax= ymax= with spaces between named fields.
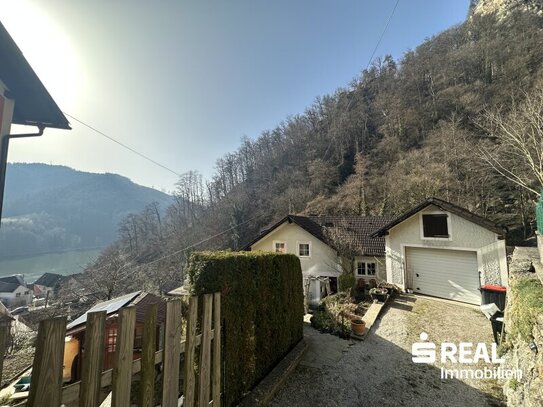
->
xmin=351 ymin=318 xmax=366 ymax=336
xmin=369 ymin=287 xmax=389 ymax=303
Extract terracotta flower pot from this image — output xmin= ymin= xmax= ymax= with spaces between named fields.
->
xmin=351 ymin=318 xmax=366 ymax=336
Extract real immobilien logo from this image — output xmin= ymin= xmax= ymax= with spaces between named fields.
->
xmin=411 ymin=332 xmax=522 ymax=380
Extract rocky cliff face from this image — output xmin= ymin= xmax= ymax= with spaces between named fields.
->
xmin=470 ymin=0 xmax=543 ymax=17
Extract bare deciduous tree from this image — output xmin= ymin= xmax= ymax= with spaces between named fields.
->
xmin=478 ymin=88 xmax=543 ymax=197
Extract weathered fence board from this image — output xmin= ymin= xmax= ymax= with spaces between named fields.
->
xmin=212 ymin=292 xmax=221 ymax=407
xmin=139 ymin=303 xmax=157 ymax=407
xmin=198 ymin=294 xmax=213 ymax=407
xmin=79 ymin=311 xmax=106 ymax=407
xmin=26 ymin=316 xmax=66 ymax=407
xmin=61 ymin=331 xmax=215 ymax=405
xmin=112 ymin=306 xmax=136 ymax=407
xmin=9 ymin=292 xmax=221 ymax=407
xmin=184 ymin=296 xmax=198 ymax=407
xmin=162 ymin=299 xmax=182 ymax=407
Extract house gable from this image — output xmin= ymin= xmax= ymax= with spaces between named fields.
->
xmin=372 ymin=197 xmax=504 ymax=238
xmin=251 ymin=222 xmax=341 ymax=277
xmin=386 ymin=204 xmax=500 ymax=249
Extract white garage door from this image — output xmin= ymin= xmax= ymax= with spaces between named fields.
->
xmin=406 ymin=247 xmax=481 ymax=305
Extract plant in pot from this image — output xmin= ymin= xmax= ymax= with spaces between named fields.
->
xmin=369 ymin=287 xmax=389 ymax=303
xmin=351 ymin=317 xmax=366 ymax=336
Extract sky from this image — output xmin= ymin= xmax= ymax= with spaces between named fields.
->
xmin=1 ymin=0 xmax=469 ymax=193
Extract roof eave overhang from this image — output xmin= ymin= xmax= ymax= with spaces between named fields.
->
xmin=371 ymin=198 xmax=505 ymax=238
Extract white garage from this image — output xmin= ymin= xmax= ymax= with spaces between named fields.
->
xmin=406 ymin=247 xmax=481 ymax=305
xmin=372 ymin=198 xmax=508 ymax=305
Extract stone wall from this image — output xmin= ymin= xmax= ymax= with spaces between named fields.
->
xmin=502 ymin=247 xmax=543 ymax=406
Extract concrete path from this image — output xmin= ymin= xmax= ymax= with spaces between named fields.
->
xmin=301 ymin=323 xmax=354 ymax=369
xmin=271 ymin=295 xmax=505 ymax=407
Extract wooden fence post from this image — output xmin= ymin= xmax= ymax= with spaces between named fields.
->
xmin=212 ymin=293 xmax=221 ymax=407
xmin=183 ymin=296 xmax=198 ymax=407
xmin=112 ymin=306 xmax=136 ymax=407
xmin=79 ymin=311 xmax=106 ymax=407
xmin=27 ymin=316 xmax=66 ymax=407
xmin=139 ymin=303 xmax=157 ymax=407
xmin=0 ymin=324 xmax=8 ymax=386
xmin=198 ymin=294 xmax=213 ymax=407
xmin=162 ymin=299 xmax=182 ymax=407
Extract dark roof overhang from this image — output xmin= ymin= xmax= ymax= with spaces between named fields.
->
xmin=0 ymin=22 xmax=70 ymax=130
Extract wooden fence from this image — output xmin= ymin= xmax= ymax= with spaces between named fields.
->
xmin=1 ymin=293 xmax=221 ymax=407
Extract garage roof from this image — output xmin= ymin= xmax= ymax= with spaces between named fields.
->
xmin=371 ymin=197 xmax=505 ymax=237
xmin=0 ymin=22 xmax=70 ymax=129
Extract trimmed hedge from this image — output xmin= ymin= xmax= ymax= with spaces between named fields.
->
xmin=186 ymin=251 xmax=304 ymax=406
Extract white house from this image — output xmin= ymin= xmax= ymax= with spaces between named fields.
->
xmin=244 ymin=215 xmax=391 ymax=306
xmin=372 ymin=197 xmax=508 ymax=305
xmin=0 ymin=280 xmax=32 ymax=309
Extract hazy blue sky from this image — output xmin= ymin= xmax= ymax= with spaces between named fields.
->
xmin=2 ymin=0 xmax=469 ymax=192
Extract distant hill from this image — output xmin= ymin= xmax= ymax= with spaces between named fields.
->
xmin=0 ymin=163 xmax=173 ymax=259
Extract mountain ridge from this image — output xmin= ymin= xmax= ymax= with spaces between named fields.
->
xmin=470 ymin=0 xmax=543 ymax=17
xmin=0 ymin=163 xmax=173 ymax=259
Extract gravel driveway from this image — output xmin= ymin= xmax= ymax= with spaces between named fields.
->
xmin=271 ymin=294 xmax=505 ymax=407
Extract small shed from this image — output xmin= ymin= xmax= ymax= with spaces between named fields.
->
xmin=63 ymin=291 xmax=166 ymax=382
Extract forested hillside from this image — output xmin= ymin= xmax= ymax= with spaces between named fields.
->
xmin=0 ymin=163 xmax=172 ymax=258
xmin=84 ymin=7 xmax=543 ymax=297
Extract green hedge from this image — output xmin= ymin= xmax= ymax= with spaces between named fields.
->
xmin=186 ymin=251 xmax=304 ymax=406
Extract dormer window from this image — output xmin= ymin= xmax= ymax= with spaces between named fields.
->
xmin=422 ymin=214 xmax=449 ymax=238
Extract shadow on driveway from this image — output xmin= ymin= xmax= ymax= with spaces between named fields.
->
xmin=271 ymin=296 xmax=505 ymax=407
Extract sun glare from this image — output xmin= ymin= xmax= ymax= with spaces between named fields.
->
xmin=1 ymin=0 xmax=81 ymax=111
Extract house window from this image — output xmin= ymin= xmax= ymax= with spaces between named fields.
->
xmin=15 ymin=293 xmax=21 ymax=297
xmin=422 ymin=214 xmax=449 ymax=238
xmin=107 ymin=328 xmax=118 ymax=352
xmin=356 ymin=261 xmax=377 ymax=276
xmin=274 ymin=241 xmax=287 ymax=254
xmin=24 ymin=291 xmax=29 ymax=295
xmin=298 ymin=243 xmax=310 ymax=257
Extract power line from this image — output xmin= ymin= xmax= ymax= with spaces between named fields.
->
xmin=114 ymin=213 xmax=264 ymax=284
xmin=322 ymin=0 xmax=400 ymax=161
xmin=365 ymin=0 xmax=400 ymax=71
xmin=56 ymin=213 xmax=264 ymax=302
xmin=63 ymin=112 xmax=182 ymax=178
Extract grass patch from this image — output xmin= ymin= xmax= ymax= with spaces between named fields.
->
xmin=508 ymin=277 xmax=543 ymax=342
xmin=509 ymin=378 xmax=519 ymax=390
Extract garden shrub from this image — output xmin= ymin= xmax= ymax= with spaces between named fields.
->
xmin=338 ymin=273 xmax=356 ymax=292
xmin=310 ymin=292 xmax=370 ymax=338
xmin=186 ymin=251 xmax=304 ymax=406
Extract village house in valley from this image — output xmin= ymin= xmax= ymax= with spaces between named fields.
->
xmin=0 ymin=275 xmax=32 ymax=309
xmin=31 ymin=272 xmax=64 ymax=299
xmin=244 ymin=215 xmax=391 ymax=305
